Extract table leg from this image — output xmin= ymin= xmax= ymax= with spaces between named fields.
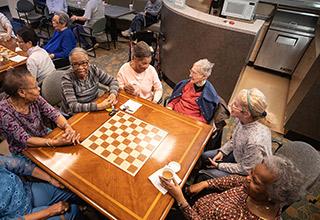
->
xmin=110 ymin=18 xmax=118 ymax=48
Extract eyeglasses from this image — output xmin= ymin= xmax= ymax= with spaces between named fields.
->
xmin=229 ymin=102 xmax=246 ymax=112
xmin=72 ymin=61 xmax=89 ymax=68
xmin=189 ymin=69 xmax=201 ymax=75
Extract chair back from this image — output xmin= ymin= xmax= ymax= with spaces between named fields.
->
xmin=41 ymin=70 xmax=66 ymax=106
xmin=92 ymin=17 xmax=107 ymax=35
xmin=133 ymin=0 xmax=147 ymax=12
xmin=210 ymin=96 xmax=230 ymax=129
xmin=17 ymin=0 xmax=34 ymax=13
xmin=275 ymin=141 xmax=320 ymax=190
xmin=108 ymin=0 xmax=132 ymax=7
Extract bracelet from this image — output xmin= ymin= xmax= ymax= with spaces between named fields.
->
xmin=177 ymin=199 xmax=188 ymax=208
xmin=60 ymin=122 xmax=70 ymax=130
xmin=45 ymin=138 xmax=55 ymax=148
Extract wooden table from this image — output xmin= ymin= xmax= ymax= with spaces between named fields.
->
xmin=24 ymin=92 xmax=215 ymax=220
xmin=0 ymin=39 xmax=27 ymax=73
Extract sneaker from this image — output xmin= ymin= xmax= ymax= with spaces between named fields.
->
xmin=121 ymin=29 xmax=131 ymax=37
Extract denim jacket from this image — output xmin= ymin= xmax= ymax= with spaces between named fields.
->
xmin=168 ymin=79 xmax=219 ymax=123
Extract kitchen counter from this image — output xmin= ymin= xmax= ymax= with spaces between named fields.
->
xmin=261 ymin=0 xmax=320 ymax=11
xmin=167 ymin=1 xmax=264 ymax=35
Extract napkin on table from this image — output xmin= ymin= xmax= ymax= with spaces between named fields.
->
xmin=148 ymin=166 xmax=182 ymax=194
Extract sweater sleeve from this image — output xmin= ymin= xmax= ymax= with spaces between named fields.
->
xmin=219 ymin=143 xmax=265 ymax=175
xmin=53 ymin=29 xmax=76 ymax=59
xmin=95 ymin=65 xmax=119 ymax=95
xmin=61 ymin=73 xmax=98 ymax=113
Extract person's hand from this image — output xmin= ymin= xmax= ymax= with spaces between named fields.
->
xmin=208 ymin=157 xmax=219 ymax=169
xmin=49 ymin=177 xmax=65 ymax=189
xmin=106 ymin=93 xmax=117 ymax=106
xmin=159 ymin=176 xmax=184 ymax=200
xmin=124 ymin=84 xmax=136 ymax=96
xmin=212 ymin=151 xmax=224 ymax=161
xmin=63 ymin=126 xmax=80 ymax=145
xmin=3 ymin=33 xmax=11 ymax=41
xmin=166 ymin=106 xmax=173 ymax=110
xmin=49 ymin=53 xmax=55 ymax=59
xmin=186 ymin=181 xmax=208 ymax=196
xmin=47 ymin=201 xmax=69 ymax=216
xmin=70 ymin=15 xmax=77 ymax=22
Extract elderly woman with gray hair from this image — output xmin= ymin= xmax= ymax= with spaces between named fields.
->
xmin=44 ymin=11 xmax=76 ymax=59
xmin=160 ymin=155 xmax=305 ymax=219
xmin=167 ymin=59 xmax=219 ymax=123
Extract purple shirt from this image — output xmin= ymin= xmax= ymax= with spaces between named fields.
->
xmin=0 ymin=96 xmax=60 ymax=154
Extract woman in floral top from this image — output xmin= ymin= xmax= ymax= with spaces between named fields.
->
xmin=160 ymin=155 xmax=305 ymax=220
xmin=0 ymin=155 xmax=83 ymax=219
xmin=0 ymin=68 xmax=80 ymax=155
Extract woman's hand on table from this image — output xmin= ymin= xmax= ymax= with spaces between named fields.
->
xmin=124 ymin=84 xmax=136 ymax=96
xmin=106 ymin=93 xmax=117 ymax=105
xmin=63 ymin=125 xmax=80 ymax=145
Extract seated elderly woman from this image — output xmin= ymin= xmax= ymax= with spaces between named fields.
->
xmin=167 ymin=59 xmax=219 ymax=123
xmin=117 ymin=41 xmax=163 ymax=103
xmin=200 ymin=88 xmax=272 ymax=178
xmin=44 ymin=11 xmax=76 ymax=60
xmin=160 ymin=155 xmax=305 ymax=220
xmin=0 ymin=68 xmax=80 ymax=155
xmin=61 ymin=47 xmax=119 ymax=116
xmin=0 ymin=155 xmax=83 ymax=219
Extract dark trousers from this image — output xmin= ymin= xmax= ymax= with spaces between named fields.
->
xmin=130 ymin=13 xmax=158 ymax=32
xmin=72 ymin=24 xmax=96 ymax=49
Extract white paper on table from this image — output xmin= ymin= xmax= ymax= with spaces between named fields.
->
xmin=120 ymin=99 xmax=142 ymax=114
xmin=15 ymin=47 xmax=22 ymax=52
xmin=9 ymin=55 xmax=27 ymax=63
xmin=148 ymin=166 xmax=182 ymax=195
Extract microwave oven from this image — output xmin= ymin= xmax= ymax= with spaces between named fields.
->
xmin=221 ymin=0 xmax=258 ymax=21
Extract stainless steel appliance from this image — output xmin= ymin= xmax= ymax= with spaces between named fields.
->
xmin=254 ymin=9 xmax=319 ymax=75
xmin=221 ymin=0 xmax=258 ymax=21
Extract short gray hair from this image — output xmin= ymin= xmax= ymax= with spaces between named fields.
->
xmin=69 ymin=47 xmax=89 ymax=63
xmin=132 ymin=41 xmax=151 ymax=59
xmin=54 ymin=11 xmax=70 ymax=26
xmin=193 ymin=59 xmax=215 ymax=77
xmin=263 ymin=155 xmax=305 ymax=207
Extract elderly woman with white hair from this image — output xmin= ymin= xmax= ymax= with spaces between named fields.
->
xmin=167 ymin=59 xmax=219 ymax=123
xmin=200 ymin=88 xmax=272 ymax=178
xmin=44 ymin=11 xmax=76 ymax=59
xmin=160 ymin=155 xmax=305 ymax=219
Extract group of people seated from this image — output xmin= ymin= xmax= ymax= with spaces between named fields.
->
xmin=0 ymin=1 xmax=306 ymax=219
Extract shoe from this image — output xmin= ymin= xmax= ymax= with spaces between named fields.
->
xmin=121 ymin=29 xmax=131 ymax=37
xmin=86 ymin=46 xmax=94 ymax=52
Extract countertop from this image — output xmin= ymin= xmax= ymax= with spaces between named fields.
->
xmin=164 ymin=0 xmax=265 ymax=35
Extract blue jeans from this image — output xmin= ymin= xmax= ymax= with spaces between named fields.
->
xmin=199 ymin=149 xmax=236 ymax=178
xmin=30 ymin=182 xmax=82 ymax=220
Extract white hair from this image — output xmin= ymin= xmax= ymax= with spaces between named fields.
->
xmin=193 ymin=59 xmax=215 ymax=77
